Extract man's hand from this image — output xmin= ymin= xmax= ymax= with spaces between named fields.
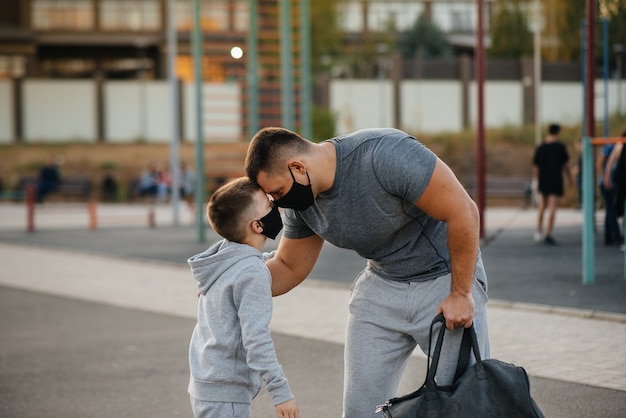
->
xmin=275 ymin=398 xmax=299 ymax=418
xmin=436 ymin=291 xmax=475 ymax=330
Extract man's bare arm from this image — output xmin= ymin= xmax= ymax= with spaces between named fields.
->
xmin=267 ymin=234 xmax=325 ymax=296
xmin=415 ymin=158 xmax=480 ymax=329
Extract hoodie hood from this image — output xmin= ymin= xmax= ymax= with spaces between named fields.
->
xmin=187 ymin=239 xmax=263 ymax=295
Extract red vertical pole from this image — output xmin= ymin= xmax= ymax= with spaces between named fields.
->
xmin=476 ymin=0 xmax=486 ymax=239
xmin=26 ymin=184 xmax=35 ymax=232
xmin=88 ymin=199 xmax=97 ymax=230
xmin=585 ymin=0 xmax=596 ymax=138
xmin=148 ymin=205 xmax=156 ymax=228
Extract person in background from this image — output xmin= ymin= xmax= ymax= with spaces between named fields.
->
xmin=137 ymin=164 xmax=158 ymax=201
xmin=101 ymin=170 xmax=118 ymax=202
xmin=187 ymin=177 xmax=298 ymax=418
xmin=156 ymin=167 xmax=171 ymax=203
xmin=598 ymin=139 xmax=622 ymax=246
xmin=532 ymin=123 xmax=573 ymax=245
xmin=36 ymin=156 xmax=60 ymax=203
xmin=602 ymin=131 xmax=626 ymax=249
xmin=180 ymin=161 xmax=196 ymax=212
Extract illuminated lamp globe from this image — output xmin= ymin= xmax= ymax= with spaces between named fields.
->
xmin=230 ymin=46 xmax=244 ymax=60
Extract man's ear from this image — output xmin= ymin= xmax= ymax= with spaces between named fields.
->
xmin=288 ymin=160 xmax=306 ymax=174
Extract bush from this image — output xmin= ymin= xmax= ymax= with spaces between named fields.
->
xmin=312 ymin=106 xmax=336 ymax=142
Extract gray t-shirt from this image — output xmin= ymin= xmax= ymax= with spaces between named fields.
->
xmin=283 ymin=128 xmax=485 ymax=282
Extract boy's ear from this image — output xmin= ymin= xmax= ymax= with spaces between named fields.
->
xmin=251 ymin=220 xmax=263 ymax=235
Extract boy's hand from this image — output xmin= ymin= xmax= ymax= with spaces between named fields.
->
xmin=275 ymin=398 xmax=299 ymax=418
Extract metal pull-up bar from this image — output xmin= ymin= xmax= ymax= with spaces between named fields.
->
xmin=581 ymin=136 xmax=626 ymax=284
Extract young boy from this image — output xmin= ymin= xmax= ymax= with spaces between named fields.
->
xmin=187 ymin=177 xmax=299 ymax=418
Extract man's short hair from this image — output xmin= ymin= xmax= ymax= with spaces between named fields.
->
xmin=245 ymin=127 xmax=310 ymax=182
xmin=548 ymin=124 xmax=561 ymax=135
xmin=207 ymin=177 xmax=259 ymax=243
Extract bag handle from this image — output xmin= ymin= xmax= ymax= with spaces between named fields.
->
xmin=425 ymin=314 xmax=483 ymax=389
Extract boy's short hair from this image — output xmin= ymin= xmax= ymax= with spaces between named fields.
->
xmin=207 ymin=177 xmax=259 ymax=243
xmin=245 ymin=127 xmax=311 ymax=182
xmin=548 ymin=124 xmax=561 ymax=135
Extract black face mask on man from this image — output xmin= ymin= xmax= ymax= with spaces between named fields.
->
xmin=257 ymin=205 xmax=283 ymax=240
xmin=273 ymin=166 xmax=315 ymax=211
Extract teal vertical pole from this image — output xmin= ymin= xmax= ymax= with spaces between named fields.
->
xmin=602 ymin=18 xmax=609 ymax=137
xmin=167 ymin=0 xmax=180 ymax=226
xmin=193 ymin=0 xmax=206 ymax=243
xmin=247 ymin=0 xmax=259 ymax=139
xmin=581 ymin=20 xmax=586 ymax=137
xmin=299 ymin=0 xmax=312 ymax=139
xmin=280 ymin=0 xmax=294 ymax=129
xmin=624 ymin=200 xmax=626 ymax=279
xmin=582 ymin=136 xmax=594 ymax=284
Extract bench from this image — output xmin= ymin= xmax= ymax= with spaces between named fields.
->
xmin=0 ymin=189 xmax=25 ymax=201
xmin=17 ymin=176 xmax=92 ymax=202
xmin=466 ymin=176 xmax=532 ymax=207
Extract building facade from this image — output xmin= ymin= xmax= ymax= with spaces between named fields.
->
xmin=0 ymin=0 xmax=307 ymax=137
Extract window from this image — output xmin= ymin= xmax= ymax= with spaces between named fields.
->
xmin=40 ymin=58 xmax=95 ymax=78
xmin=32 ymin=0 xmax=94 ymax=30
xmin=175 ymin=55 xmax=226 ymax=83
xmin=0 ymin=55 xmax=26 ymax=79
xmin=100 ymin=0 xmax=160 ymax=31
xmin=174 ymin=0 xmax=248 ymax=32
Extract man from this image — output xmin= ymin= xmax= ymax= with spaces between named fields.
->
xmin=532 ymin=123 xmax=573 ymax=245
xmin=245 ymin=127 xmax=490 ymax=418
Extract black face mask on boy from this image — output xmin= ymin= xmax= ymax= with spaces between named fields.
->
xmin=257 ymin=205 xmax=283 ymax=240
xmin=273 ymin=166 xmax=315 ymax=211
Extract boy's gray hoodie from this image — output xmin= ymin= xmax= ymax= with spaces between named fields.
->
xmin=187 ymin=239 xmax=293 ymax=406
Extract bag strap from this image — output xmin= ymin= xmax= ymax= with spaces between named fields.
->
xmin=426 ymin=314 xmax=483 ymax=388
xmin=453 ymin=326 xmax=474 ymax=381
xmin=425 ymin=314 xmax=447 ymax=390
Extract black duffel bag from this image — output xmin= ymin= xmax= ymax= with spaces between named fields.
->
xmin=376 ymin=314 xmax=545 ymax=418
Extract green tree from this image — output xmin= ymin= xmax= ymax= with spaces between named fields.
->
xmin=310 ymin=0 xmax=344 ymax=76
xmin=550 ymin=0 xmax=585 ymax=62
xmin=488 ymin=0 xmax=533 ymax=58
xmin=604 ymin=0 xmax=626 ymax=67
xmin=397 ymin=13 xmax=452 ymax=59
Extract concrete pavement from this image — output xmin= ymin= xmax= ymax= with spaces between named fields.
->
xmin=0 ymin=202 xmax=625 ymax=417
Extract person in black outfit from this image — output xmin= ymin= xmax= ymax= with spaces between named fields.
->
xmin=603 ymin=131 xmax=626 ymax=250
xmin=598 ymin=141 xmax=622 ymax=246
xmin=532 ymin=124 xmax=573 ymax=245
xmin=36 ymin=157 xmax=60 ymax=203
xmin=101 ymin=171 xmax=118 ymax=202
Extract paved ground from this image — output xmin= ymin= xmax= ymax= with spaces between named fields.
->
xmin=0 ymin=202 xmax=625 ymax=417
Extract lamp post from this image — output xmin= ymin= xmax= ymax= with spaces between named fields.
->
xmin=376 ymin=43 xmax=388 ymax=128
xmin=615 ymin=43 xmax=624 ymax=116
xmin=475 ymin=0 xmax=486 ymax=239
xmin=531 ymin=0 xmax=543 ymax=145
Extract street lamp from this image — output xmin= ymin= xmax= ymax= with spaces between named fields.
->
xmin=530 ymin=0 xmax=544 ymax=145
xmin=376 ymin=43 xmax=388 ymax=127
xmin=230 ymin=46 xmax=244 ymax=60
xmin=614 ymin=43 xmax=624 ymax=116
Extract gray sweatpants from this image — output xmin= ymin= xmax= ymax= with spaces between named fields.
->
xmin=190 ymin=396 xmax=250 ymax=418
xmin=342 ymin=270 xmax=490 ymax=418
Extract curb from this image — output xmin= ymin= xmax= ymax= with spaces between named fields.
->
xmin=489 ymin=299 xmax=626 ymax=324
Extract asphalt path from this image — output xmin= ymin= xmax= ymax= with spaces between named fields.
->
xmin=2 ymin=286 xmax=625 ymax=418
xmin=1 ymin=205 xmax=625 ymax=417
